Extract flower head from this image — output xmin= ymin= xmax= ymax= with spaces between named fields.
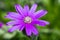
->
xmin=5 ymin=4 xmax=49 ymax=36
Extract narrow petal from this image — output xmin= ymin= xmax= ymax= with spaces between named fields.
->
xmin=19 ymin=25 xmax=25 ymax=31
xmin=8 ymin=25 xmax=21 ymax=32
xmin=7 ymin=21 xmax=19 ymax=26
xmin=32 ymin=20 xmax=49 ymax=26
xmin=31 ymin=25 xmax=38 ymax=35
xmin=34 ymin=10 xmax=48 ymax=18
xmin=24 ymin=5 xmax=29 ymax=16
xmin=15 ymin=4 xmax=24 ymax=16
xmin=7 ymin=20 xmax=24 ymax=26
xmin=25 ymin=24 xmax=32 ymax=36
xmin=5 ymin=12 xmax=23 ymax=20
xmin=29 ymin=4 xmax=37 ymax=14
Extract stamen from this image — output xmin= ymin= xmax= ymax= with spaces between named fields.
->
xmin=24 ymin=16 xmax=32 ymax=23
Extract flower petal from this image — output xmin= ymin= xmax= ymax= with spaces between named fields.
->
xmin=29 ymin=4 xmax=37 ymax=14
xmin=25 ymin=24 xmax=32 ymax=36
xmin=32 ymin=20 xmax=49 ymax=26
xmin=15 ymin=4 xmax=24 ymax=16
xmin=7 ymin=20 xmax=24 ymax=26
xmin=19 ymin=25 xmax=25 ymax=31
xmin=31 ymin=25 xmax=38 ymax=35
xmin=24 ymin=5 xmax=29 ymax=16
xmin=5 ymin=12 xmax=23 ymax=20
xmin=7 ymin=21 xmax=19 ymax=26
xmin=34 ymin=10 xmax=48 ymax=18
xmin=0 ymin=22 xmax=3 ymax=28
xmin=8 ymin=25 xmax=21 ymax=32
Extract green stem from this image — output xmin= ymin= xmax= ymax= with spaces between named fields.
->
xmin=31 ymin=35 xmax=38 ymax=40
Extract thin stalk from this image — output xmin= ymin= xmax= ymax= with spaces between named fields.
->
xmin=31 ymin=35 xmax=38 ymax=40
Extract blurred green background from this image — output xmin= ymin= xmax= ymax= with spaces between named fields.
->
xmin=0 ymin=0 xmax=60 ymax=40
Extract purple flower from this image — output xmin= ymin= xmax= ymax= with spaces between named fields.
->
xmin=0 ymin=22 xmax=3 ymax=28
xmin=5 ymin=4 xmax=49 ymax=36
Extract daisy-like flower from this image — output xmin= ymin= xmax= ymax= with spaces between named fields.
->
xmin=5 ymin=4 xmax=49 ymax=36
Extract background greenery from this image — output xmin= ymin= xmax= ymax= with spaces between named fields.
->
xmin=0 ymin=0 xmax=60 ymax=40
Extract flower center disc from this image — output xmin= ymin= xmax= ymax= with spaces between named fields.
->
xmin=24 ymin=16 xmax=32 ymax=23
